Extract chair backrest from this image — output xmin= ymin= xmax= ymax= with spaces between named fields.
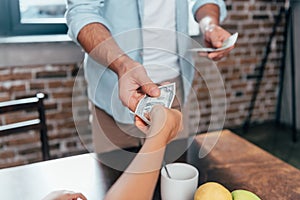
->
xmin=0 ymin=93 xmax=50 ymax=161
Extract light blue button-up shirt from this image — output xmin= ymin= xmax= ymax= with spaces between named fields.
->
xmin=66 ymin=0 xmax=227 ymax=124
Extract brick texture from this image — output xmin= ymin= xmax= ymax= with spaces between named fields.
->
xmin=0 ymin=0 xmax=285 ymax=168
xmin=0 ymin=64 xmax=90 ymax=168
xmin=191 ymin=0 xmax=284 ymax=133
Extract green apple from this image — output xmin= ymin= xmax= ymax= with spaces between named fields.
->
xmin=232 ymin=189 xmax=261 ymax=200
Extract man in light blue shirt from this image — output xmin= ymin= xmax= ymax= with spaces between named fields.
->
xmin=66 ymin=0 xmax=233 ymax=153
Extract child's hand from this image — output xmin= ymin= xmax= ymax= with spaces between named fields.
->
xmin=43 ymin=190 xmax=87 ymax=200
xmin=135 ymin=105 xmax=182 ymax=144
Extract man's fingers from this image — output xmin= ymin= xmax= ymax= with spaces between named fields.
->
xmin=205 ymin=31 xmax=223 ymax=49
xmin=208 ymin=45 xmax=234 ymax=61
xmin=141 ymin=83 xmax=160 ymax=97
xmin=129 ymin=83 xmax=160 ymax=111
xmin=198 ymin=52 xmax=208 ymax=57
xmin=211 ymin=39 xmax=223 ymax=48
xmin=130 ymin=65 xmax=160 ymax=97
xmin=126 ymin=92 xmax=145 ymax=112
xmin=118 ymin=64 xmax=164 ymax=112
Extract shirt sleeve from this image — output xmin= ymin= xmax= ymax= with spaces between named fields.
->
xmin=192 ymin=0 xmax=227 ymax=23
xmin=65 ymin=0 xmax=112 ymax=45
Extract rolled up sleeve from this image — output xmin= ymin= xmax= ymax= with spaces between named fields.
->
xmin=65 ymin=0 xmax=112 ymax=44
xmin=192 ymin=0 xmax=227 ymax=22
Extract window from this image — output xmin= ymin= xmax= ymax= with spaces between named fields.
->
xmin=0 ymin=0 xmax=198 ymax=37
xmin=0 ymin=0 xmax=67 ymax=36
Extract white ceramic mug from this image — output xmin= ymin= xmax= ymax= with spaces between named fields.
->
xmin=161 ymin=163 xmax=199 ymax=200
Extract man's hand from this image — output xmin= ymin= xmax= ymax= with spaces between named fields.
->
xmin=201 ymin=24 xmax=234 ymax=61
xmin=195 ymin=4 xmax=234 ymax=61
xmin=117 ymin=62 xmax=160 ymax=112
xmin=77 ymin=23 xmax=160 ymax=112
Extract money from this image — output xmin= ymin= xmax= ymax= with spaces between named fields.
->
xmin=188 ymin=32 xmax=238 ymax=52
xmin=135 ymin=82 xmax=176 ymax=125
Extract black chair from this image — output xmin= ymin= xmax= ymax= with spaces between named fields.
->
xmin=0 ymin=93 xmax=50 ymax=160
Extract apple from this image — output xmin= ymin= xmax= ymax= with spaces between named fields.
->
xmin=194 ymin=182 xmax=232 ymax=200
xmin=232 ymin=189 xmax=261 ymax=200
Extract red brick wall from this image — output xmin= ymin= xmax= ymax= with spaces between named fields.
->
xmin=191 ymin=0 xmax=285 ymax=132
xmin=0 ymin=0 xmax=285 ymax=168
xmin=0 ymin=64 xmax=91 ymax=168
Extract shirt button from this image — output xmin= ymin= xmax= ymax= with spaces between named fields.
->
xmin=99 ymin=1 xmax=104 ymax=7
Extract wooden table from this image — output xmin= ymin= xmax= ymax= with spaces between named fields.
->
xmin=189 ymin=130 xmax=300 ymax=199
xmin=0 ymin=130 xmax=300 ymax=199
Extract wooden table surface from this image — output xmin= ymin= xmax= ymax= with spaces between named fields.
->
xmin=189 ymin=130 xmax=300 ymax=199
xmin=0 ymin=130 xmax=299 ymax=199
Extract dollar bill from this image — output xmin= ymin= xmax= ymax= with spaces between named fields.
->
xmin=188 ymin=32 xmax=238 ymax=52
xmin=135 ymin=82 xmax=176 ymax=125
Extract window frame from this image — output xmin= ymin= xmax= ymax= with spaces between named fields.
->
xmin=0 ymin=0 xmax=67 ymax=36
